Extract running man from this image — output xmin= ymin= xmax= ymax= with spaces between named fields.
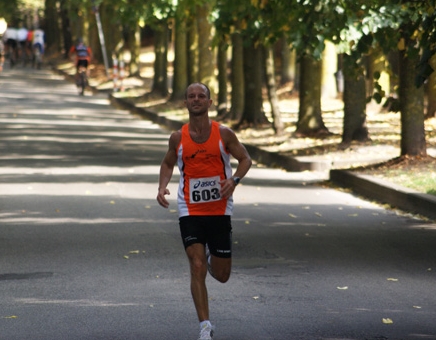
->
xmin=156 ymin=82 xmax=252 ymax=340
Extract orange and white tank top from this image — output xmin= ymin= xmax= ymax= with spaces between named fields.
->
xmin=177 ymin=121 xmax=233 ymax=217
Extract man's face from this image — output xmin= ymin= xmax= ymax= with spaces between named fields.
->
xmin=185 ymin=84 xmax=212 ymax=116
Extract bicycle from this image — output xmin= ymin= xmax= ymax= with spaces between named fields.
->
xmin=77 ymin=65 xmax=88 ymax=95
xmin=33 ymin=44 xmax=42 ymax=69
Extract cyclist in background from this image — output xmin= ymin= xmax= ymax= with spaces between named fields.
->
xmin=0 ymin=37 xmax=4 ymax=72
xmin=32 ymin=27 xmax=45 ymax=69
xmin=69 ymin=38 xmax=92 ymax=83
xmin=17 ymin=25 xmax=28 ymax=65
xmin=3 ymin=26 xmax=18 ymax=67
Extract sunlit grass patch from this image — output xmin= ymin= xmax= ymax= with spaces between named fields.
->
xmin=382 ymin=170 xmax=436 ymax=196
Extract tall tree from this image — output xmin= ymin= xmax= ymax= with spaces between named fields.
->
xmin=341 ymin=53 xmax=368 ymax=146
xmin=287 ymin=0 xmax=346 ymax=136
xmin=171 ymin=5 xmax=188 ymax=101
xmin=240 ymin=41 xmax=266 ymax=127
xmin=296 ymin=53 xmax=328 ymax=136
xmin=229 ymin=29 xmax=244 ymax=121
xmin=427 ymin=54 xmax=436 ymax=118
xmin=216 ymin=37 xmax=228 ymax=117
xmin=370 ymin=0 xmax=435 ymax=156
xmin=44 ymin=0 xmax=61 ymax=54
xmin=196 ymin=1 xmax=215 ymax=94
xmin=264 ymin=46 xmax=284 ymax=134
xmin=152 ymin=20 xmax=169 ymax=96
xmin=399 ymin=26 xmax=426 ymax=156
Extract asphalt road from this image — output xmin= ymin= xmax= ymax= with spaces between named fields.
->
xmin=1 ymin=66 xmax=436 ymax=340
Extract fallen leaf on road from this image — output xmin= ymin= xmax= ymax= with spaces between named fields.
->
xmin=110 ymin=201 xmax=115 ymax=204
xmin=315 ymin=212 xmax=322 ymax=217
xmin=337 ymin=286 xmax=348 ymax=290
xmin=123 ymin=255 xmax=129 ymax=259
xmin=129 ymin=250 xmax=140 ymax=254
xmin=145 ymin=205 xmax=151 ymax=209
xmin=253 ymin=296 xmax=259 ymax=300
xmin=245 ymin=220 xmax=250 ymax=224
xmin=382 ymin=318 xmax=393 ymax=324
xmin=387 ymin=278 xmax=398 ymax=281
xmin=3 ymin=316 xmax=17 ymax=319
xmin=348 ymin=213 xmax=358 ymax=217
xmin=288 ymin=213 xmax=297 ymax=218
xmin=169 ymin=209 xmax=177 ymax=213
xmin=413 ymin=306 xmax=422 ymax=309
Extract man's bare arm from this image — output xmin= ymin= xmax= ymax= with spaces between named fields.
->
xmin=156 ymin=131 xmax=180 ymax=208
xmin=219 ymin=126 xmax=252 ymax=198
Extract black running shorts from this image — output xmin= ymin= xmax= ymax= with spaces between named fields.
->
xmin=179 ymin=215 xmax=232 ymax=258
xmin=76 ymin=59 xmax=89 ymax=69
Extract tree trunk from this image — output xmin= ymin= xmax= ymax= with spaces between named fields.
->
xmin=171 ymin=14 xmax=188 ymax=101
xmin=279 ymin=36 xmax=295 ymax=85
xmin=341 ymin=54 xmax=369 ymax=147
xmin=152 ymin=22 xmax=169 ymax=96
xmin=217 ymin=38 xmax=228 ymax=117
xmin=59 ymin=0 xmax=72 ymax=58
xmin=264 ymin=46 xmax=284 ymax=134
xmin=240 ymin=41 xmax=267 ymax=127
xmin=44 ymin=0 xmax=61 ymax=55
xmin=426 ymin=53 xmax=436 ymax=118
xmin=101 ymin=2 xmax=121 ymax=63
xmin=187 ymin=15 xmax=197 ymax=85
xmin=196 ymin=2 xmax=215 ymax=96
xmin=296 ymin=54 xmax=328 ymax=136
xmin=127 ymin=23 xmax=141 ymax=77
xmin=229 ymin=31 xmax=244 ymax=121
xmin=399 ymin=37 xmax=426 ymax=156
xmin=88 ymin=9 xmax=100 ymax=63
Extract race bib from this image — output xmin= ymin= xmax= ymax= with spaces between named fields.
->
xmin=189 ymin=176 xmax=221 ymax=204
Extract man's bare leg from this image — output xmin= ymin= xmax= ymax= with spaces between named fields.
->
xmin=186 ymin=243 xmax=209 ymax=321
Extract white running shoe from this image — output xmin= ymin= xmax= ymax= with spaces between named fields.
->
xmin=198 ymin=322 xmax=214 ymax=340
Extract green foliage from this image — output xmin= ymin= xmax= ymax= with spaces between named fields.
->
xmin=0 ymin=0 xmax=41 ymax=26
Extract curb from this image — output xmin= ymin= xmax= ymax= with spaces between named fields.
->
xmin=330 ymin=170 xmax=436 ymax=220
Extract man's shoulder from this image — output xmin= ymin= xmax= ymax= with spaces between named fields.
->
xmin=169 ymin=129 xmax=182 ymax=144
xmin=217 ymin=123 xmax=234 ymax=136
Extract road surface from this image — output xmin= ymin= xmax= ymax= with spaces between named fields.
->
xmin=1 ymin=66 xmax=435 ymax=340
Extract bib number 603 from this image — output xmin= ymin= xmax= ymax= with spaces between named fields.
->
xmin=192 ymin=187 xmax=220 ymax=203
